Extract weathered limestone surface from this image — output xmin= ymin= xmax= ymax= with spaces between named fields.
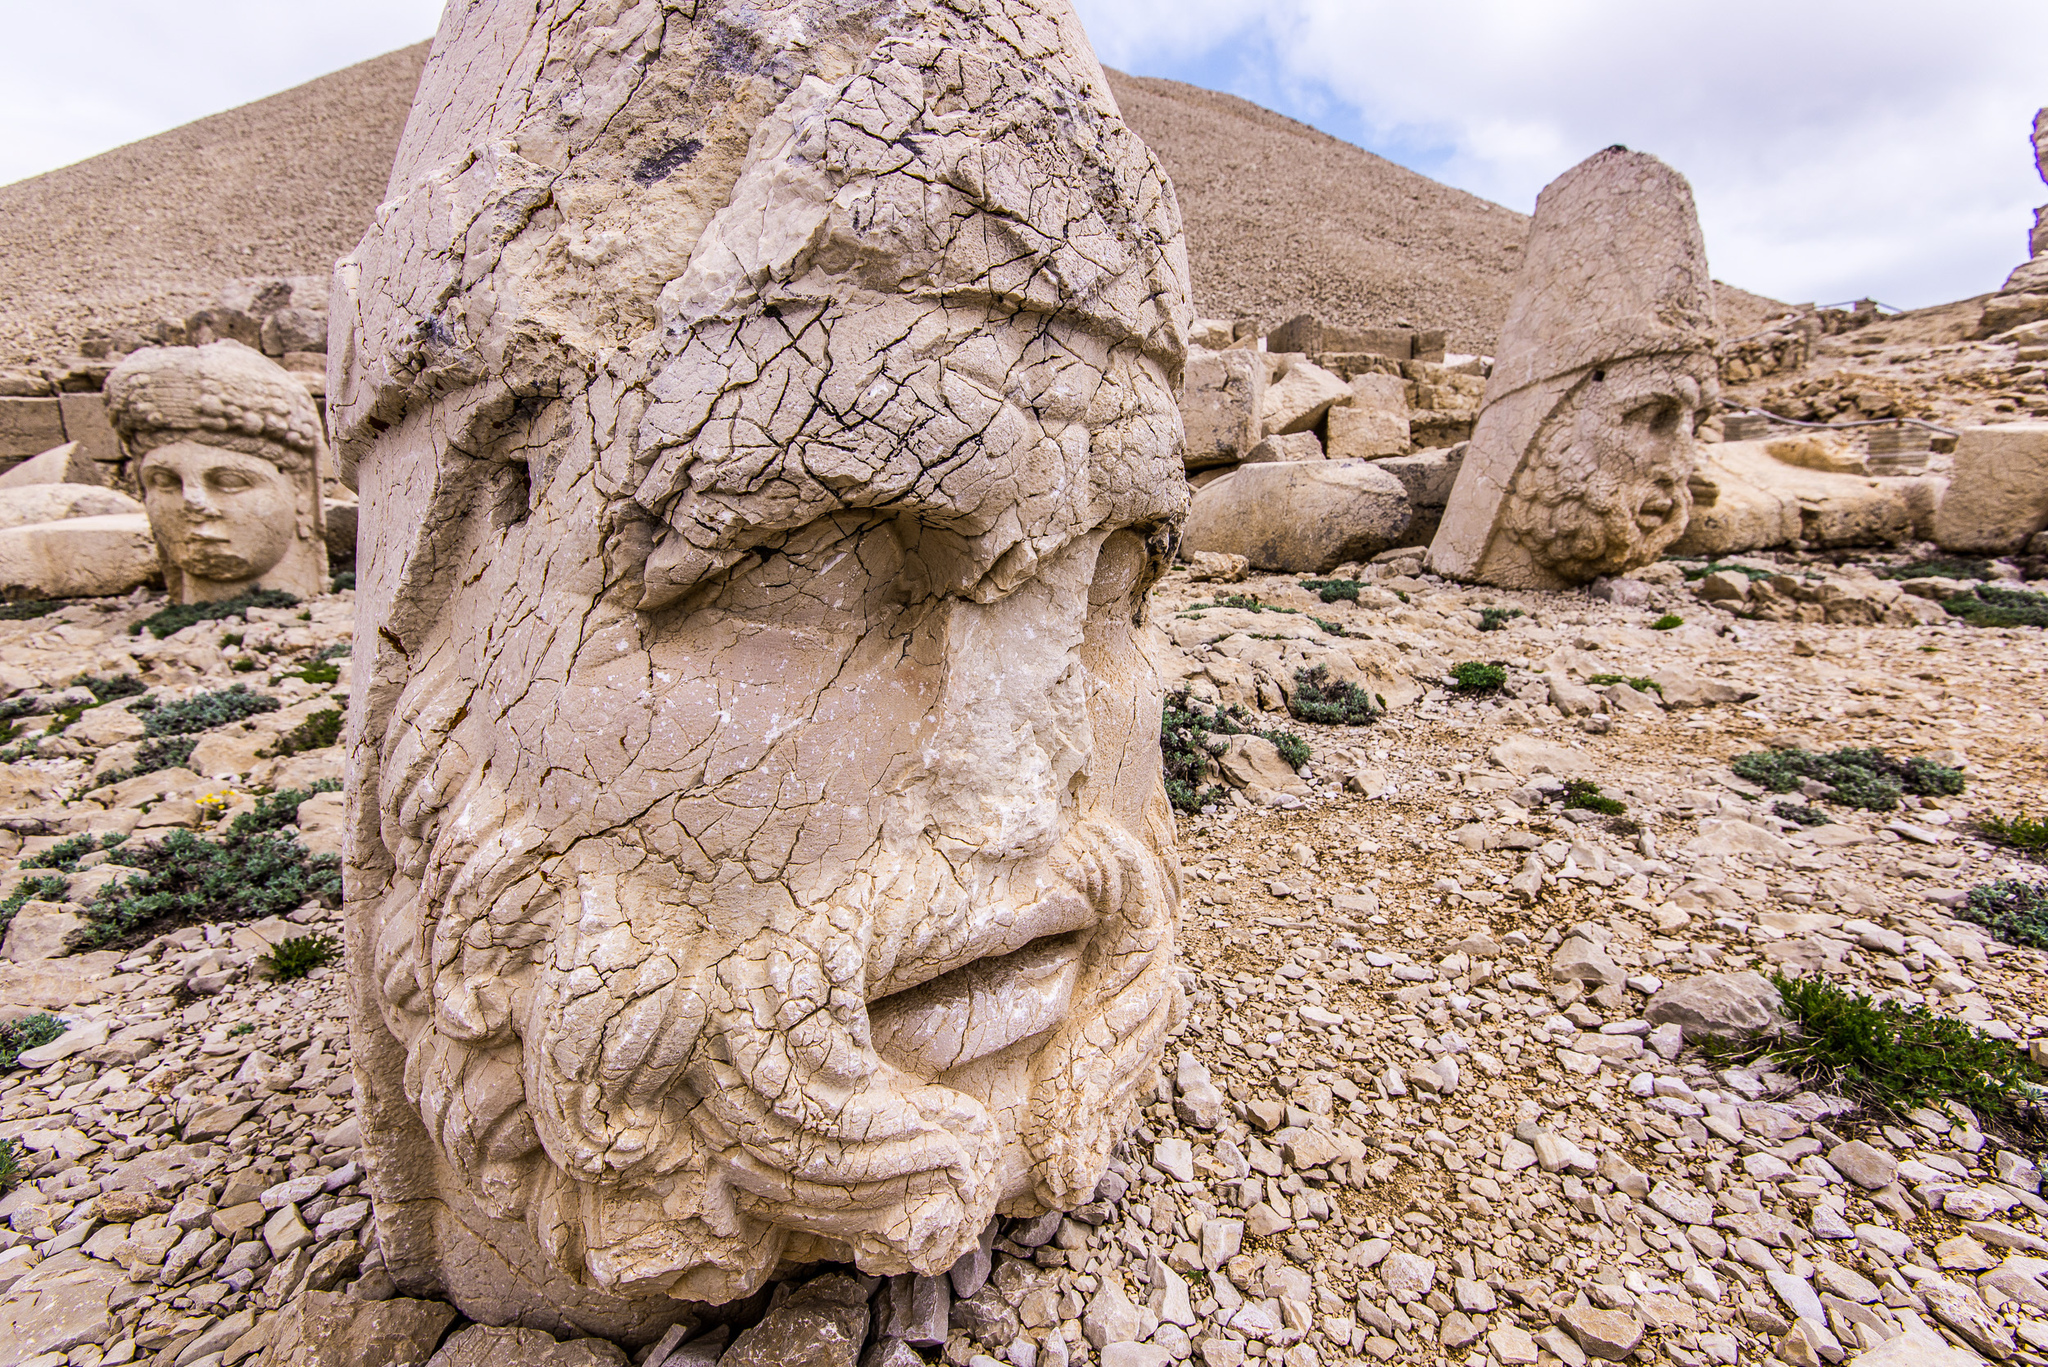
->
xmin=1671 ymin=441 xmax=1923 ymax=556
xmin=1181 ymin=349 xmax=1264 ymax=470
xmin=104 ymin=341 xmax=328 ymax=603
xmin=1181 ymin=460 xmax=1411 ymax=572
xmin=0 ymin=512 xmax=161 ymax=600
xmin=334 ymin=0 xmax=1189 ymax=1336
xmin=1428 ymin=148 xmax=1718 ymax=588
xmin=1933 ymin=424 xmax=2048 ymax=554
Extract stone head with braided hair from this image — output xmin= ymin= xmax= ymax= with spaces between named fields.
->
xmin=104 ymin=340 xmax=329 ymax=602
xmin=332 ymin=0 xmax=1189 ymax=1338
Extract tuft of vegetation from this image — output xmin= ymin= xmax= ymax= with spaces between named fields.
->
xmin=1449 ymin=661 xmax=1507 ymax=693
xmin=1772 ymin=800 xmax=1831 ymax=827
xmin=1478 ymin=607 xmax=1524 ymax=632
xmin=0 ymin=1012 xmax=66 ymax=1071
xmin=0 ymin=600 xmax=71 ymax=622
xmin=1300 ymin=579 xmax=1365 ymax=604
xmin=1730 ymin=746 xmax=1965 ymax=812
xmin=228 ymin=1021 xmax=255 ymax=1037
xmin=1587 ymin=673 xmax=1662 ymax=695
xmin=1287 ymin=666 xmax=1383 ymax=726
xmin=1310 ymin=616 xmax=1354 ymax=638
xmin=258 ymin=932 xmax=340 ymax=981
xmin=274 ymin=659 xmax=340 ymax=687
xmin=1871 ymin=557 xmax=1993 ymax=581
xmin=1978 ymin=813 xmax=2048 ymax=856
xmin=1158 ymin=690 xmax=1310 ymax=813
xmin=21 ymin=833 xmax=126 ymax=873
xmin=0 ymin=874 xmax=69 ymax=940
xmin=235 ymin=781 xmax=341 ymax=835
xmin=1944 ymin=584 xmax=2048 ymax=629
xmin=75 ymin=674 xmax=146 ymax=704
xmin=260 ymin=708 xmax=342 ymax=759
xmin=0 ymin=1136 xmax=19 ymax=1192
xmin=74 ymin=811 xmax=342 ymax=950
xmin=332 ymin=571 xmax=355 ymax=593
xmin=144 ymin=684 xmax=279 ymax=738
xmin=131 ymin=588 xmax=299 ymax=640
xmin=1650 ymin=614 xmax=1684 ymax=631
xmin=1706 ymin=973 xmax=2045 ymax=1133
xmin=1562 ymin=780 xmax=1625 ymax=815
xmin=1681 ymin=562 xmax=1777 ymax=582
xmin=90 ymin=735 xmax=200 ymax=789
xmin=1960 ymin=881 xmax=2048 ymax=951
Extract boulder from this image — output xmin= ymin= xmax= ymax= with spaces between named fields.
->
xmin=1181 ymin=350 xmax=1266 ymax=470
xmin=255 ymin=1289 xmax=459 ymax=1367
xmin=1372 ymin=448 xmax=1463 ymax=545
xmin=1215 ymin=736 xmax=1308 ymax=800
xmin=1326 ymin=405 xmax=1409 ymax=459
xmin=0 ymin=483 xmax=145 ymax=532
xmin=0 ymin=513 xmax=160 ymax=600
xmin=719 ymin=1273 xmax=871 ymax=1367
xmin=1241 ymin=433 xmax=1324 ymax=464
xmin=323 ymin=496 xmax=359 ymax=566
xmin=1644 ymin=971 xmax=1785 ymax=1041
xmin=1672 ymin=442 xmax=1916 ymax=554
xmin=0 ymin=444 xmax=99 ymax=490
xmin=1261 ymin=357 xmax=1352 ymax=436
xmin=1933 ymin=424 xmax=2048 ymax=554
xmin=424 ymin=1326 xmax=628 ymax=1367
xmin=1 ymin=901 xmax=85 ymax=962
xmin=1181 ymin=461 xmax=1412 ymax=573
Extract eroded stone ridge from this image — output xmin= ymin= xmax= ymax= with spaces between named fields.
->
xmin=334 ymin=0 xmax=1191 ymax=1331
xmin=1428 ymin=148 xmax=1718 ymax=589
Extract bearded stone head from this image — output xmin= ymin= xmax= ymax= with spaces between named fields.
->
xmin=104 ymin=340 xmax=329 ymax=603
xmin=333 ymin=0 xmax=1190 ymax=1337
xmin=1427 ymin=147 xmax=1718 ymax=590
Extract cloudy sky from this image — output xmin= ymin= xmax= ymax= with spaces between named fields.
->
xmin=2 ymin=0 xmax=2042 ymax=312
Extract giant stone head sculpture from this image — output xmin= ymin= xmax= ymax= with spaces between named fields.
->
xmin=1427 ymin=148 xmax=1718 ymax=589
xmin=334 ymin=0 xmax=1190 ymax=1335
xmin=104 ymin=340 xmax=329 ymax=603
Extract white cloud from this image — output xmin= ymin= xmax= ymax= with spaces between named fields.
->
xmin=2 ymin=1 xmax=2039 ymax=312
xmin=1076 ymin=0 xmax=2048 ymax=309
xmin=0 ymin=0 xmax=443 ymax=186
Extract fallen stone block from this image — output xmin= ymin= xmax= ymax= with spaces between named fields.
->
xmin=1182 ymin=460 xmax=1411 ymax=572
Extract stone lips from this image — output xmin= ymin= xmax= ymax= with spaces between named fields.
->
xmin=339 ymin=0 xmax=1190 ymax=1331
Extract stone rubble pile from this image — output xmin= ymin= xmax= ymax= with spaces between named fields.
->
xmin=0 ymin=547 xmax=2041 ymax=1366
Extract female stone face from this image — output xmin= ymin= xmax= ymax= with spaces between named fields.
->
xmin=138 ymin=441 xmax=296 ymax=584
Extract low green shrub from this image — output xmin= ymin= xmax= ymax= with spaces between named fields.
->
xmin=1706 ymin=972 xmax=2045 ymax=1128
xmin=275 ymin=659 xmax=340 ymax=687
xmin=1681 ymin=563 xmax=1776 ymax=582
xmin=1650 ymin=614 xmax=1684 ymax=631
xmin=1944 ymin=584 xmax=2048 ymax=629
xmin=259 ymin=932 xmax=340 ymax=981
xmin=1872 ymin=557 xmax=1993 ymax=581
xmin=1287 ymin=666 xmax=1382 ymax=726
xmin=260 ymin=708 xmax=342 ymax=758
xmin=1478 ymin=607 xmax=1524 ymax=632
xmin=0 ymin=1013 xmax=65 ymax=1070
xmin=1979 ymin=813 xmax=2048 ymax=855
xmin=235 ymin=781 xmax=341 ymax=836
xmin=0 ymin=1136 xmax=19 ymax=1192
xmin=1772 ymin=800 xmax=1831 ymax=827
xmin=1562 ymin=780 xmax=1625 ymax=815
xmin=91 ymin=735 xmax=199 ymax=789
xmin=74 ymin=825 xmax=342 ymax=950
xmin=1310 ymin=616 xmax=1354 ymax=638
xmin=1449 ymin=661 xmax=1507 ymax=693
xmin=132 ymin=588 xmax=298 ymax=640
xmin=145 ymin=684 xmax=279 ymax=737
xmin=1159 ymin=691 xmax=1310 ymax=812
xmin=21 ymin=833 xmax=126 ymax=873
xmin=1300 ymin=579 xmax=1365 ymax=604
xmin=1730 ymin=746 xmax=1965 ymax=812
xmin=331 ymin=571 xmax=355 ymax=593
xmin=1587 ymin=673 xmax=1662 ymax=695
xmin=0 ymin=600 xmax=69 ymax=622
xmin=1960 ymin=881 xmax=2048 ymax=950
xmin=75 ymin=674 xmax=145 ymax=703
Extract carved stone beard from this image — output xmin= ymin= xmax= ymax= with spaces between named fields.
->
xmin=371 ymin=760 xmax=1177 ymax=1304
xmin=1501 ymin=360 xmax=1705 ymax=583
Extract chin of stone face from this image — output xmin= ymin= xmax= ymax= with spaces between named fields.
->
xmin=333 ymin=0 xmax=1191 ymax=1331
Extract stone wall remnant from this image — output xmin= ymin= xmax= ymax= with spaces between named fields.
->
xmin=1426 ymin=148 xmax=1718 ymax=589
xmin=104 ymin=341 xmax=328 ymax=603
xmin=334 ymin=0 xmax=1190 ymax=1338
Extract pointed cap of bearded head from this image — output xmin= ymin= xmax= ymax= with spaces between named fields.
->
xmin=1485 ymin=147 xmax=1716 ymax=402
